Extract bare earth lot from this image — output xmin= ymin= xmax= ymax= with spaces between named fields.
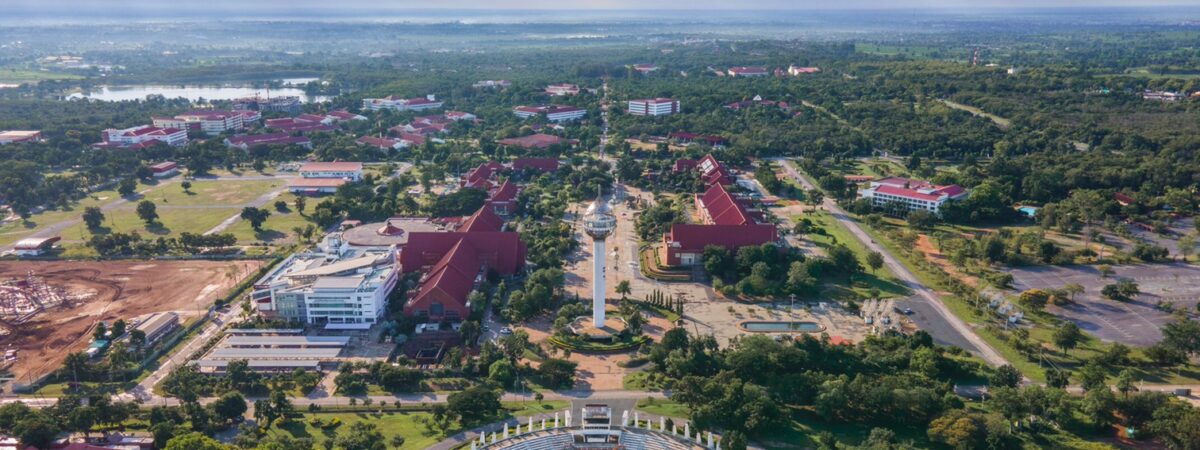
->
xmin=0 ymin=260 xmax=265 ymax=383
xmin=1008 ymin=263 xmax=1200 ymax=347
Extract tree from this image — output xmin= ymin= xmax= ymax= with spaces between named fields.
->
xmin=212 ymin=391 xmax=248 ymax=424
xmin=537 ymin=358 xmax=578 ymax=389
xmin=294 ymin=196 xmax=307 ymax=215
xmin=1078 ymin=361 xmax=1108 ymax=392
xmin=274 ymin=200 xmax=287 ymax=212
xmin=828 ymin=244 xmax=861 ymax=277
xmin=13 ymin=415 xmax=60 ymax=450
xmin=906 ymin=209 xmax=936 ymax=230
xmin=1179 ymin=233 xmax=1197 ymax=261
xmin=240 ymin=207 xmax=271 ymax=231
xmin=253 ymin=399 xmax=275 ymax=428
xmin=117 ymin=178 xmax=138 ymax=197
xmin=927 ymin=409 xmax=989 ymax=450
xmin=1046 ymin=369 xmax=1070 ymax=389
xmin=181 ymin=181 xmax=192 ymax=193
xmin=1101 ymin=279 xmax=1139 ymax=301
xmin=1018 ymin=289 xmax=1051 ymax=311
xmin=1081 ymin=388 xmax=1117 ymax=430
xmin=1116 ymin=369 xmax=1138 ymax=398
xmin=333 ymin=422 xmax=386 ymax=450
xmin=83 ymin=207 xmax=105 ymax=231
xmin=866 ymin=251 xmax=884 ymax=274
xmin=164 ymin=432 xmax=227 ymax=450
xmin=1062 ymin=283 xmax=1085 ymax=303
xmin=93 ymin=322 xmax=107 ymax=341
xmin=136 ymin=200 xmax=158 ymax=224
xmin=487 ymin=359 xmax=516 ymax=388
xmin=67 ymin=406 xmax=98 ymax=437
xmin=616 ymin=280 xmax=632 ymax=299
xmin=1149 ymin=402 xmax=1200 ymax=450
xmin=988 ymin=364 xmax=1021 ymax=388
xmin=111 ymin=319 xmax=126 ymax=338
xmin=1052 ymin=322 xmax=1083 ymax=354
xmin=446 ymin=385 xmax=501 ymax=425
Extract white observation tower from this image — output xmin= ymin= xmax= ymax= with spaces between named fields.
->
xmin=583 ymin=191 xmax=617 ymax=328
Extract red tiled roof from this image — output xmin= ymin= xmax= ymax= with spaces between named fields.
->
xmin=288 ymin=178 xmax=347 ymax=188
xmin=699 ymin=183 xmax=754 ymax=226
xmin=464 ymin=161 xmax=505 ymax=188
xmin=511 ymin=157 xmax=559 ymax=172
xmin=489 ymin=179 xmax=520 ymax=204
xmin=873 ymin=184 xmax=943 ymax=202
xmin=357 ymin=136 xmax=399 ymax=148
xmin=226 ymin=133 xmax=310 ymax=147
xmin=399 ymin=133 xmax=427 ymax=146
xmin=400 ymin=231 xmax=526 ymax=276
xmin=1115 ymin=192 xmax=1136 ymax=204
xmin=150 ymin=161 xmax=177 ymax=171
xmin=665 ymin=223 xmax=777 ymax=252
xmin=459 ymin=204 xmax=505 ymax=233
xmin=496 ymin=134 xmax=577 ymax=149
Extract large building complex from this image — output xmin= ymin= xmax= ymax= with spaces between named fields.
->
xmin=288 ymin=161 xmax=363 ymax=194
xmin=856 ymin=177 xmax=968 ymax=215
xmin=152 ymin=110 xmax=260 ymax=135
xmin=250 ymin=234 xmax=399 ymax=329
xmin=361 ymin=95 xmax=444 ymax=112
xmin=545 ymin=83 xmax=581 ymax=96
xmin=0 ymin=131 xmax=43 ymax=145
xmin=627 ymin=98 xmax=680 ymax=116
xmin=727 ymin=66 xmax=769 ymax=77
xmin=661 ymin=157 xmax=777 ymax=266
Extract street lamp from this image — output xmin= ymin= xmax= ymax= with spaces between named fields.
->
xmin=790 ymin=294 xmax=796 ymax=313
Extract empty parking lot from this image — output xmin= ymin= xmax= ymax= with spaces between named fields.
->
xmin=1008 ymin=263 xmax=1200 ymax=347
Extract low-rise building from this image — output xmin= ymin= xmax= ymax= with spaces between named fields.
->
xmin=1143 ymin=90 xmax=1185 ymax=102
xmin=631 ymin=64 xmax=659 ymax=74
xmin=669 ymin=132 xmax=727 ymax=148
xmin=149 ymin=161 xmax=179 ymax=178
xmin=356 ymin=136 xmax=405 ymax=150
xmin=133 ymin=311 xmax=180 ymax=347
xmin=628 ymin=98 xmax=680 ymax=116
xmin=473 ymin=80 xmax=511 ymax=89
xmin=513 ymin=105 xmax=586 ymax=123
xmin=545 ymin=83 xmax=580 ymax=96
xmin=299 ymin=162 xmax=363 ymax=181
xmin=97 ymin=125 xmax=188 ymax=149
xmin=12 ymin=236 xmax=60 ymax=257
xmin=232 ymin=96 xmax=302 ymax=115
xmin=787 ymin=65 xmax=820 ymax=75
xmin=0 ymin=130 xmax=42 ymax=145
xmin=661 ymin=223 xmax=777 ymax=266
xmin=727 ymin=66 xmax=769 ymax=77
xmin=496 ymin=133 xmax=579 ymax=149
xmin=361 ymin=95 xmax=443 ymax=112
xmin=857 ymin=177 xmax=968 ymax=215
xmin=265 ymin=115 xmax=336 ymax=133
xmin=225 ymin=133 xmax=312 ymax=150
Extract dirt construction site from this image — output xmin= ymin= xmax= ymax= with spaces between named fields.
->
xmin=0 ymin=260 xmax=265 ymax=384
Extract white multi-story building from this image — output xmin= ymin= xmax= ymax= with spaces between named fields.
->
xmin=628 ymin=98 xmax=680 ymax=116
xmin=473 ymin=80 xmax=511 ymax=89
xmin=361 ymin=95 xmax=443 ymax=112
xmin=513 ymin=105 xmax=586 ymax=123
xmin=153 ymin=110 xmax=259 ymax=135
xmin=298 ymin=162 xmax=363 ymax=181
xmin=250 ymin=234 xmax=399 ymax=328
xmin=99 ymin=125 xmax=188 ymax=148
xmin=545 ymin=83 xmax=580 ymax=96
xmin=857 ymin=177 xmax=968 ymax=215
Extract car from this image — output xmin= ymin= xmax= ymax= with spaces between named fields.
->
xmin=481 ymin=325 xmax=491 ymax=332
xmin=499 ymin=327 xmax=513 ymax=335
xmin=893 ymin=306 xmax=914 ymax=315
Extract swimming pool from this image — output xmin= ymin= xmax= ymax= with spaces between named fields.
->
xmin=739 ymin=321 xmax=824 ymax=333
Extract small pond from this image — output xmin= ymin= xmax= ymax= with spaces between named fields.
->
xmin=739 ymin=321 xmax=824 ymax=333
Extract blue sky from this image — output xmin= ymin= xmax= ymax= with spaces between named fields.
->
xmin=10 ymin=0 xmax=1200 ymax=10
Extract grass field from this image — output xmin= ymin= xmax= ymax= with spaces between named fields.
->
xmin=0 ymin=181 xmax=157 ymax=247
xmin=0 ymin=68 xmax=84 ymax=83
xmin=635 ymin=398 xmax=690 ymax=418
xmin=143 ymin=179 xmax=285 ymax=207
xmin=803 ymin=213 xmax=910 ymax=300
xmin=226 ymin=193 xmax=318 ymax=244
xmin=938 ymin=99 xmax=1012 ymax=128
xmin=67 ymin=206 xmax=241 ymax=239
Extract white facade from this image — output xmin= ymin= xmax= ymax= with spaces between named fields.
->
xmin=513 ymin=106 xmax=586 ymax=123
xmin=251 ymin=234 xmax=399 ymax=325
xmin=102 ymin=126 xmax=189 ymax=147
xmin=857 ymin=178 xmax=967 ymax=215
xmin=628 ymin=99 xmax=679 ymax=116
xmin=361 ymin=95 xmax=443 ymax=111
xmin=298 ymin=163 xmax=363 ymax=181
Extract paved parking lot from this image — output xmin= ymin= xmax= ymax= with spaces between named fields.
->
xmin=1008 ymin=263 xmax=1200 ymax=346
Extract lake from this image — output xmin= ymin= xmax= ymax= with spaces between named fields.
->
xmin=67 ymin=84 xmax=330 ymax=103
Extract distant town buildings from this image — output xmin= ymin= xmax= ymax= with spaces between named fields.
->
xmin=725 ymin=95 xmax=790 ymax=111
xmin=727 ymin=66 xmax=770 ymax=77
xmin=361 ymin=95 xmax=444 ymax=112
xmin=631 ymin=64 xmax=659 ymax=74
xmin=787 ymin=65 xmax=820 ymax=75
xmin=545 ymin=83 xmax=581 ymax=96
xmin=512 ymin=105 xmax=586 ymax=122
xmin=96 ymin=125 xmax=188 ymax=149
xmin=355 ymin=136 xmax=405 ymax=150
xmin=152 ymin=110 xmax=260 ymax=135
xmin=1143 ymin=90 xmax=1185 ymax=102
xmin=389 ymin=111 xmax=476 ymax=136
xmin=150 ymin=161 xmax=179 ymax=178
xmin=473 ymin=80 xmax=512 ymax=89
xmin=669 ymin=132 xmax=727 ymax=148
xmin=857 ymin=177 xmax=968 ymax=215
xmin=496 ymin=133 xmax=579 ymax=149
xmin=0 ymin=130 xmax=42 ymax=145
xmin=628 ymin=98 xmax=680 ymax=116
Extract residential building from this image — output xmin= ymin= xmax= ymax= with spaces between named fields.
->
xmin=545 ymin=83 xmax=580 ymax=96
xmin=0 ymin=130 xmax=42 ymax=145
xmin=628 ymin=98 xmax=680 ymax=116
xmin=251 ymin=234 xmax=399 ymax=327
xmin=496 ymin=133 xmax=578 ymax=149
xmin=787 ymin=65 xmax=820 ymax=75
xmin=727 ymin=66 xmax=769 ymax=77
xmin=669 ymin=132 xmax=726 ymax=148
xmin=225 ymin=133 xmax=311 ymax=150
xmin=97 ymin=125 xmax=188 ymax=149
xmin=473 ymin=80 xmax=511 ymax=89
xmin=152 ymin=110 xmax=258 ymax=135
xmin=361 ymin=95 xmax=443 ymax=112
xmin=513 ymin=105 xmax=586 ymax=122
xmin=149 ymin=161 xmax=179 ymax=178
xmin=856 ymin=177 xmax=968 ymax=215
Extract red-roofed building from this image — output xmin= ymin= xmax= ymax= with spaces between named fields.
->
xmin=462 ymin=161 xmax=505 ymax=189
xmin=696 ymin=183 xmax=759 ymax=225
xmin=326 ymin=110 xmax=368 ymax=122
xmin=150 ymin=161 xmax=179 ymax=178
xmin=153 ymin=110 xmax=258 ymax=135
xmin=287 ymin=177 xmax=347 ymax=194
xmin=486 ymin=179 xmax=521 ymax=216
xmin=356 ymin=136 xmax=404 ymax=150
xmin=661 ymin=223 xmax=777 ymax=266
xmin=496 ymin=133 xmax=578 ymax=149
xmin=727 ymin=66 xmax=769 ymax=77
xmin=400 ymin=224 xmax=528 ymax=320
xmin=669 ymin=132 xmax=727 ymax=148
xmin=459 ymin=203 xmax=506 ymax=232
xmin=857 ymin=177 xmax=968 ymax=215
xmin=0 ymin=130 xmax=43 ymax=145
xmin=98 ymin=125 xmax=188 ymax=149
xmin=632 ymin=64 xmax=659 ymax=74
xmin=404 ymin=238 xmax=481 ymax=321
xmin=1115 ymin=192 xmax=1136 ymax=206
xmin=400 ymin=231 xmax=526 ymax=276
xmin=725 ymin=95 xmax=790 ymax=111
xmin=265 ymin=116 xmax=336 ymax=133
xmin=788 ymin=65 xmax=821 ymax=75
xmin=511 ymin=157 xmax=560 ymax=172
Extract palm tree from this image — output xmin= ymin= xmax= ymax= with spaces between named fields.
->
xmin=616 ymin=280 xmax=632 ymax=300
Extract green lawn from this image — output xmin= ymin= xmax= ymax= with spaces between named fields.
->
xmin=226 ymin=193 xmax=317 ymax=244
xmin=635 ymin=398 xmax=690 ymax=418
xmin=803 ymin=213 xmax=910 ymax=300
xmin=271 ymin=412 xmax=450 ymax=450
xmin=70 ymin=206 xmax=241 ymax=239
xmin=144 ymin=179 xmax=285 ymax=207
xmin=0 ymin=68 xmax=83 ymax=83
xmin=0 ymin=182 xmax=156 ymax=246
